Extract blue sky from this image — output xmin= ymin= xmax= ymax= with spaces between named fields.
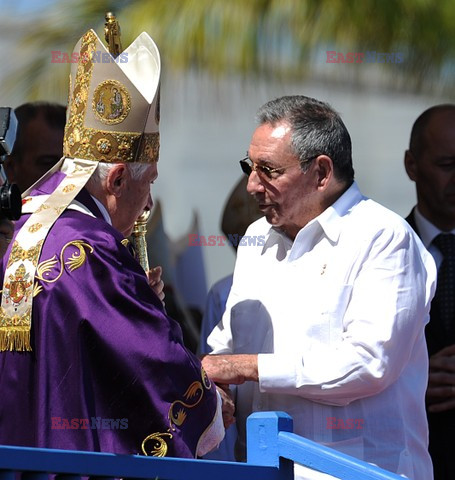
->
xmin=2 ymin=0 xmax=58 ymax=13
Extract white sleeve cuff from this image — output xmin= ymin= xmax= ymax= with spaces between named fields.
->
xmin=258 ymin=353 xmax=298 ymax=393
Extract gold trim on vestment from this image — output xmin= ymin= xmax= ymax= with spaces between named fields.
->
xmin=0 ymin=158 xmax=98 ymax=351
xmin=141 ymin=367 xmax=213 ymax=457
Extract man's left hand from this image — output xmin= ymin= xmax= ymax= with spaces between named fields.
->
xmin=216 ymin=384 xmax=236 ymax=429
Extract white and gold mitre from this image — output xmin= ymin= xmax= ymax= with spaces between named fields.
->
xmin=64 ymin=29 xmax=161 ymax=164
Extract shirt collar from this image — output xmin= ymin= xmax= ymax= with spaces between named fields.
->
xmin=90 ymin=194 xmax=112 ymax=225
xmin=413 ymin=207 xmax=455 ymax=248
xmin=313 ymin=181 xmax=362 ymax=244
xmin=261 ymin=181 xmax=362 ymax=261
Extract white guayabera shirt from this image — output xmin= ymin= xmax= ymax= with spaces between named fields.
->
xmin=208 ymin=182 xmax=436 ymax=480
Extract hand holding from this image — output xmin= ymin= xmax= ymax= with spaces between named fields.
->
xmin=147 ymin=265 xmax=165 ymax=305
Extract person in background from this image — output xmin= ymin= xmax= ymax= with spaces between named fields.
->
xmin=404 ymin=104 xmax=455 ymax=480
xmin=198 ymin=175 xmax=262 ymax=355
xmin=202 ymin=95 xmax=436 ymax=479
xmin=4 ymin=101 xmax=66 ymax=193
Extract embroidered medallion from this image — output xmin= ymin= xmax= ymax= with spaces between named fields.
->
xmin=92 ymin=79 xmax=131 ymax=125
xmin=96 ymin=138 xmax=112 ymax=154
xmin=4 ymin=264 xmax=33 ymax=306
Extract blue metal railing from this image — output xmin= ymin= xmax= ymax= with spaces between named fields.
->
xmin=0 ymin=412 xmax=403 ymax=480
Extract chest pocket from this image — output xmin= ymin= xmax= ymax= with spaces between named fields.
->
xmin=308 ymin=283 xmax=354 ymax=344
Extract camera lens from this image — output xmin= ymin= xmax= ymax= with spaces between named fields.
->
xmin=0 ymin=183 xmax=21 ymax=220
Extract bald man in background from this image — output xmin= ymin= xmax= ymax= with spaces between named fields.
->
xmin=405 ymin=104 xmax=455 ymax=480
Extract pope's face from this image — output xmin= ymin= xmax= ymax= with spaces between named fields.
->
xmin=246 ymin=121 xmax=321 ymax=239
xmin=405 ymin=110 xmax=455 ymax=231
xmin=114 ymin=163 xmax=158 ymax=237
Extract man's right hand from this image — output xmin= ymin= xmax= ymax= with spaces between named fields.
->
xmin=201 ymin=353 xmax=259 ymax=385
xmin=427 ymin=344 xmax=455 ymax=413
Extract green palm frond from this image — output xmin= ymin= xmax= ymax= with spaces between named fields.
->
xmin=4 ymin=0 xmax=455 ymax=101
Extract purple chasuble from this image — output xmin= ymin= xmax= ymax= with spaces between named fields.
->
xmin=0 ymin=171 xmax=218 ymax=458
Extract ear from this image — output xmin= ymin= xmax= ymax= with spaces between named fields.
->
xmin=404 ymin=150 xmax=417 ymax=182
xmin=105 ymin=164 xmax=128 ymax=197
xmin=314 ymin=155 xmax=333 ymax=190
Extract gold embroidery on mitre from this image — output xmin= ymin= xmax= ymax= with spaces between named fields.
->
xmin=63 ymin=31 xmax=159 ymax=164
xmin=96 ymin=138 xmax=112 ymax=154
xmin=92 ymin=79 xmax=131 ymax=125
xmin=137 ymin=133 xmax=160 ymax=164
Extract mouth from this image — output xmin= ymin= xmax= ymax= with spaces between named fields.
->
xmin=258 ymin=203 xmax=277 ymax=212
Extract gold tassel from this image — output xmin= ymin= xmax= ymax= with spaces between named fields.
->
xmin=0 ymin=328 xmax=32 ymax=352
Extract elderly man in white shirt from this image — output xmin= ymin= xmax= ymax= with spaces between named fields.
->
xmin=202 ymin=95 xmax=436 ymax=480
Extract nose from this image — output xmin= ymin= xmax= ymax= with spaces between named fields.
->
xmin=246 ymin=170 xmax=265 ymax=195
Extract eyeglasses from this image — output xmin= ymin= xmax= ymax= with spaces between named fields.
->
xmin=239 ymin=154 xmax=319 ymax=180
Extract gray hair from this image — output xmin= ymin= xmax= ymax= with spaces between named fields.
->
xmin=255 ymin=95 xmax=354 ymax=184
xmin=86 ymin=162 xmax=152 ymax=188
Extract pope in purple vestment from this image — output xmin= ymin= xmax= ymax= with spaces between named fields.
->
xmin=0 ymin=169 xmax=221 ymax=458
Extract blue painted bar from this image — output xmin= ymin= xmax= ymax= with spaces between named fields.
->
xmin=247 ymin=411 xmax=294 ymax=480
xmin=0 ymin=445 xmax=283 ymax=480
